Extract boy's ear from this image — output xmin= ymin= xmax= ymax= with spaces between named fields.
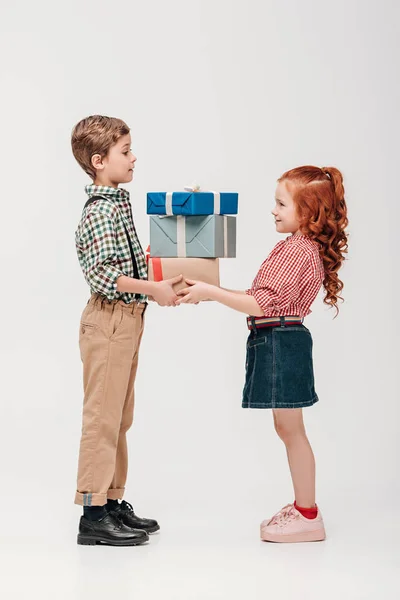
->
xmin=91 ymin=153 xmax=104 ymax=171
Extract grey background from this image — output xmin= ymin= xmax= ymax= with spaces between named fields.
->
xmin=1 ymin=1 xmax=399 ymax=598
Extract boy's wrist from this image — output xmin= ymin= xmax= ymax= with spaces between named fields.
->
xmin=146 ymin=281 xmax=157 ymax=295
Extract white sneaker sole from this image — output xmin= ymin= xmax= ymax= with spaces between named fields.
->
xmin=260 ymin=528 xmax=326 ymax=543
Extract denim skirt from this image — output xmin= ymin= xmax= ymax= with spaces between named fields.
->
xmin=242 ymin=324 xmax=319 ymax=409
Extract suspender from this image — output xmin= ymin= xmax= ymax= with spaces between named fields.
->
xmin=84 ymin=195 xmax=141 ymax=300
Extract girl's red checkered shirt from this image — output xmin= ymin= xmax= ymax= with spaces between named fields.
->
xmin=246 ymin=233 xmax=325 ymax=318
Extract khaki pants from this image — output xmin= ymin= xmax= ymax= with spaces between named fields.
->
xmin=75 ymin=294 xmax=146 ymax=506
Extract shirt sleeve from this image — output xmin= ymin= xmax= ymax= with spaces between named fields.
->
xmin=246 ymin=244 xmax=310 ymax=314
xmin=78 ymin=211 xmax=125 ymax=300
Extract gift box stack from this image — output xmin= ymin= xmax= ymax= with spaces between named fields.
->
xmin=146 ymin=185 xmax=238 ymax=294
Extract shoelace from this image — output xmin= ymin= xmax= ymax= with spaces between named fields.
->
xmin=268 ymin=504 xmax=299 ymax=528
xmin=120 ymin=500 xmax=135 ymax=514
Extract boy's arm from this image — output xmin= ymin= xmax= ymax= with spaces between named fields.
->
xmin=79 ymin=213 xmax=181 ymax=305
xmin=79 ymin=212 xmax=158 ymax=298
xmin=79 ymin=216 xmax=122 ymax=300
xmin=116 ymin=275 xmax=156 ymax=295
xmin=116 ymin=275 xmax=182 ymax=306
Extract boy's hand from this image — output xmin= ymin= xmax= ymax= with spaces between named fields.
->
xmin=176 ymin=279 xmax=213 ymax=304
xmin=152 ymin=275 xmax=183 ymax=307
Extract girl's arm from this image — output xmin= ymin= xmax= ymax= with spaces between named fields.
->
xmin=177 ymin=280 xmax=264 ymax=316
xmin=220 ymin=288 xmax=247 ymax=295
xmin=209 ymin=287 xmax=264 ymax=316
xmin=178 ymin=242 xmax=310 ymax=315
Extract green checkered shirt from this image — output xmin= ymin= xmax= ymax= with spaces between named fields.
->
xmin=75 ymin=185 xmax=148 ymax=304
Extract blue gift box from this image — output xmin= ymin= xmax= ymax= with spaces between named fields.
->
xmin=149 ymin=215 xmax=236 ymax=258
xmin=147 ymin=191 xmax=238 ymax=216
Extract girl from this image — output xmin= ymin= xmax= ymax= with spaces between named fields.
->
xmin=177 ymin=166 xmax=348 ymax=543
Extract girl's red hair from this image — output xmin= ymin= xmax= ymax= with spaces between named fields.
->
xmin=278 ymin=166 xmax=349 ymax=317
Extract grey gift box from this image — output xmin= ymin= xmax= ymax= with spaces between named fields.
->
xmin=149 ymin=215 xmax=236 ymax=258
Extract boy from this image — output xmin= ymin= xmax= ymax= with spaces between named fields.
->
xmin=72 ymin=115 xmax=181 ymax=546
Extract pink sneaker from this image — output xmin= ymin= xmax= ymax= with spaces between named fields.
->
xmin=260 ymin=503 xmax=326 ymax=543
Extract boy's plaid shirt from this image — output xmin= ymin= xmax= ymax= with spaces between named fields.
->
xmin=75 ymin=185 xmax=148 ymax=304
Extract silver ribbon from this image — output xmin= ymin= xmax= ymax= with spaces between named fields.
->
xmin=165 ymin=192 xmax=173 ymax=216
xmin=223 ymin=216 xmax=228 ymax=257
xmin=177 ymin=216 xmax=186 ymax=257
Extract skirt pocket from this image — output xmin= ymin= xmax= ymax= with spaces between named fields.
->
xmin=242 ymin=332 xmax=273 ymax=408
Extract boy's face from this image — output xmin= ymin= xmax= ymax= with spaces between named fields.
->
xmin=272 ymin=181 xmax=301 ymax=234
xmin=92 ymin=133 xmax=137 ymax=187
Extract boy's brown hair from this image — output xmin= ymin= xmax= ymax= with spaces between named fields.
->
xmin=71 ymin=115 xmax=130 ymax=180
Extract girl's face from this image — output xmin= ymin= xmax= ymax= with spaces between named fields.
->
xmin=272 ymin=181 xmax=301 ymax=235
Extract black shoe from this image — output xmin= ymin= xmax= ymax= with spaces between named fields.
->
xmin=115 ymin=501 xmax=160 ymax=534
xmin=77 ymin=511 xmax=149 ymax=546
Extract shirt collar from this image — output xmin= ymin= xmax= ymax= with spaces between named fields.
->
xmin=286 ymin=232 xmax=308 ymax=243
xmin=85 ymin=184 xmax=130 ymax=203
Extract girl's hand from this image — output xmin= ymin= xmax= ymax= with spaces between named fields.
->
xmin=176 ymin=279 xmax=213 ymax=304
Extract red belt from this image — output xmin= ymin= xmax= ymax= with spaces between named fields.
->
xmin=247 ymin=316 xmax=303 ymax=330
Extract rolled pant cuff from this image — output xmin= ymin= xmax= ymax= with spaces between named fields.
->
xmin=107 ymin=488 xmax=125 ymax=500
xmin=75 ymin=491 xmax=108 ymax=507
